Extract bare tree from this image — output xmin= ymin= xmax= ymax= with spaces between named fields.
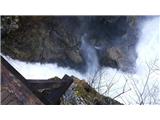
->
xmin=87 ymin=58 xmax=160 ymax=105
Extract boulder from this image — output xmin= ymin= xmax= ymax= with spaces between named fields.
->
xmin=61 ymin=76 xmax=122 ymax=105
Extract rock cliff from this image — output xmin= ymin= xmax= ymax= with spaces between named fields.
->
xmin=1 ymin=16 xmax=140 ymax=72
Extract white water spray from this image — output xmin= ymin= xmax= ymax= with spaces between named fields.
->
xmin=1 ymin=55 xmax=85 ymax=80
xmin=136 ymin=17 xmax=160 ymax=76
xmin=2 ymin=17 xmax=160 ymax=104
xmin=80 ymin=38 xmax=99 ymax=77
xmin=100 ymin=17 xmax=160 ymax=104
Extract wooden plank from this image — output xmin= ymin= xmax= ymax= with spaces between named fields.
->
xmin=26 ymin=75 xmax=73 ymax=104
xmin=1 ymin=56 xmax=44 ymax=105
xmin=1 ymin=56 xmax=73 ymax=105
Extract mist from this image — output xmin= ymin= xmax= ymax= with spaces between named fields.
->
xmin=80 ymin=35 xmax=99 ymax=77
xmin=2 ymin=16 xmax=160 ymax=104
xmin=99 ymin=16 xmax=160 ymax=104
xmin=2 ymin=55 xmax=86 ymax=80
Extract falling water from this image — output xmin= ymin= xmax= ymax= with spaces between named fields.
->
xmin=80 ymin=36 xmax=99 ymax=77
xmin=136 ymin=17 xmax=160 ymax=76
xmin=97 ymin=17 xmax=160 ymax=104
xmin=2 ymin=17 xmax=160 ymax=104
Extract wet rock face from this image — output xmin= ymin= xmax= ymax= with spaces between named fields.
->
xmin=1 ymin=16 xmax=139 ymax=72
xmin=1 ymin=16 xmax=84 ymax=70
xmin=85 ymin=16 xmax=139 ymax=72
xmin=1 ymin=16 xmax=19 ymax=37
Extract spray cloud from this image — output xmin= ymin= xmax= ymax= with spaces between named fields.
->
xmin=2 ymin=17 xmax=160 ymax=104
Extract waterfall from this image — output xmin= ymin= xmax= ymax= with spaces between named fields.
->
xmin=136 ymin=17 xmax=160 ymax=76
xmin=98 ymin=17 xmax=160 ymax=104
xmin=2 ymin=17 xmax=160 ymax=104
xmin=80 ymin=36 xmax=99 ymax=77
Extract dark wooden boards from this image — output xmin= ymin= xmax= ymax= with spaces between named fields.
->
xmin=1 ymin=56 xmax=73 ymax=105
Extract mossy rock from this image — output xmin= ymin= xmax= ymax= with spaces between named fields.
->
xmin=61 ymin=76 xmax=122 ymax=105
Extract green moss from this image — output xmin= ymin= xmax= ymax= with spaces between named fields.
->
xmin=74 ymin=80 xmax=103 ymax=104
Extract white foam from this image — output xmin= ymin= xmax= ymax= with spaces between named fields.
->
xmin=99 ymin=17 xmax=160 ymax=104
xmin=2 ymin=55 xmax=85 ymax=80
xmin=2 ymin=17 xmax=160 ymax=104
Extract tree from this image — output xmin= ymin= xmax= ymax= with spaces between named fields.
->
xmin=87 ymin=58 xmax=160 ymax=105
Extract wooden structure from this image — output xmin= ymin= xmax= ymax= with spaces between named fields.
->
xmin=1 ymin=56 xmax=73 ymax=105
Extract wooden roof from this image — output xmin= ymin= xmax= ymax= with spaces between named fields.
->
xmin=1 ymin=56 xmax=73 ymax=105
